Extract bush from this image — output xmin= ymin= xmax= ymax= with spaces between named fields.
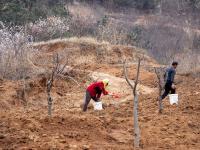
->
xmin=0 ymin=26 xmax=35 ymax=79
xmin=0 ymin=0 xmax=69 ymax=26
xmin=105 ymin=0 xmax=159 ymax=9
xmin=27 ymin=17 xmax=70 ymax=41
xmin=189 ymin=0 xmax=200 ymax=10
xmin=113 ymin=0 xmax=135 ymax=7
xmin=135 ymin=0 xmax=160 ymax=10
xmin=96 ymin=19 xmax=128 ymax=45
xmin=174 ymin=51 xmax=200 ymax=74
xmin=192 ymin=34 xmax=200 ymax=51
xmin=127 ymin=26 xmax=143 ymax=45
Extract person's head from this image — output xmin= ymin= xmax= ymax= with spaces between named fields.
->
xmin=172 ymin=61 xmax=178 ymax=69
xmin=102 ymin=79 xmax=109 ymax=87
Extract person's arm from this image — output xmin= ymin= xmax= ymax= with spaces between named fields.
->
xmin=96 ymin=90 xmax=108 ymax=99
xmin=95 ymin=82 xmax=108 ymax=99
xmin=97 ymin=85 xmax=108 ymax=98
xmin=102 ymin=86 xmax=108 ymax=95
xmin=170 ymin=69 xmax=176 ymax=83
xmin=168 ymin=69 xmax=176 ymax=89
xmin=94 ymin=85 xmax=102 ymax=99
xmin=163 ymin=72 xmax=166 ymax=82
xmin=166 ymin=68 xmax=174 ymax=83
xmin=164 ymin=68 xmax=169 ymax=83
xmin=96 ymin=93 xmax=101 ymax=99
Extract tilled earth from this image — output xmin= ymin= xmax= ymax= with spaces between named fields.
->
xmin=0 ymin=73 xmax=199 ymax=150
xmin=0 ymin=40 xmax=199 ymax=149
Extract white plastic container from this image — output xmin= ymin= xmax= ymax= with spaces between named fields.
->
xmin=169 ymin=94 xmax=178 ymax=105
xmin=93 ymin=101 xmax=103 ymax=110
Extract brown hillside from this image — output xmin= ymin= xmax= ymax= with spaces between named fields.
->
xmin=0 ymin=38 xmax=199 ymax=149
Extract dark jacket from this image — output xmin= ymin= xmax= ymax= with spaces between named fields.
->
xmin=164 ymin=67 xmax=176 ymax=83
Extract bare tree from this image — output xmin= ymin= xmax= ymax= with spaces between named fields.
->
xmin=154 ymin=67 xmax=164 ymax=113
xmin=123 ymin=58 xmax=141 ymax=148
xmin=47 ymin=53 xmax=68 ymax=116
xmin=46 ymin=53 xmax=80 ymax=116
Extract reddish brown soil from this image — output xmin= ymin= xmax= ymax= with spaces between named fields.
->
xmin=0 ymin=40 xmax=199 ymax=149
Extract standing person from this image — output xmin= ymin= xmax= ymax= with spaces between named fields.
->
xmin=161 ymin=61 xmax=178 ymax=100
xmin=82 ymin=79 xmax=109 ymax=112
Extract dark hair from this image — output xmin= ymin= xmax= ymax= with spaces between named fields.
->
xmin=172 ymin=61 xmax=178 ymax=66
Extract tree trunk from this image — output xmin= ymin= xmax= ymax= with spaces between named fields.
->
xmin=133 ymin=92 xmax=140 ymax=147
xmin=47 ymin=80 xmax=53 ymax=117
xmin=154 ymin=68 xmax=163 ymax=113
xmin=123 ymin=58 xmax=141 ymax=148
xmin=48 ymin=95 xmax=52 ymax=116
xmin=46 ymin=53 xmax=69 ymax=117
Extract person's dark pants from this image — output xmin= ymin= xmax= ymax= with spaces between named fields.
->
xmin=82 ymin=90 xmax=99 ymax=112
xmin=161 ymin=82 xmax=176 ymax=100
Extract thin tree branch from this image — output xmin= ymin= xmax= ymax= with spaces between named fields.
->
xmin=133 ymin=58 xmax=141 ymax=94
xmin=57 ymin=74 xmax=80 ymax=87
xmin=57 ymin=62 xmax=68 ymax=74
xmin=123 ymin=60 xmax=134 ymax=89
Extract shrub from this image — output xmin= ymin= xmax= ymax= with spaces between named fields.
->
xmin=127 ymin=26 xmax=143 ymax=45
xmin=135 ymin=0 xmax=160 ymax=10
xmin=189 ymin=0 xmax=200 ymax=10
xmin=96 ymin=21 xmax=127 ymax=45
xmin=173 ymin=51 xmax=200 ymax=74
xmin=0 ymin=26 xmax=35 ymax=79
xmin=27 ymin=17 xmax=70 ymax=41
xmin=107 ymin=0 xmax=159 ymax=9
xmin=113 ymin=0 xmax=135 ymax=7
xmin=192 ymin=34 xmax=200 ymax=51
xmin=0 ymin=0 xmax=69 ymax=26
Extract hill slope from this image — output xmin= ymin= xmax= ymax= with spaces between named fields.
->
xmin=0 ymin=38 xmax=199 ymax=149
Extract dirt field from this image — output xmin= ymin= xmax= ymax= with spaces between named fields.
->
xmin=0 ymin=39 xmax=199 ymax=150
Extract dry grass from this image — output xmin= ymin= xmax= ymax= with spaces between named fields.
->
xmin=67 ymin=3 xmax=105 ymax=23
xmin=174 ymin=51 xmax=200 ymax=74
xmin=32 ymin=37 xmax=110 ymax=47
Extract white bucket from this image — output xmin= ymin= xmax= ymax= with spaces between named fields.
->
xmin=93 ymin=101 xmax=103 ymax=110
xmin=169 ymin=94 xmax=178 ymax=105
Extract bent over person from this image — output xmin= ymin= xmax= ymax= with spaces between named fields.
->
xmin=82 ymin=79 xmax=109 ymax=112
xmin=161 ymin=61 xmax=178 ymax=100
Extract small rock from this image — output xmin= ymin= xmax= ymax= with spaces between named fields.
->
xmin=0 ymin=134 xmax=5 ymax=139
xmin=161 ymin=127 xmax=168 ymax=131
xmin=120 ymin=119 xmax=125 ymax=123
xmin=64 ymin=144 xmax=70 ymax=149
xmin=59 ymin=139 xmax=66 ymax=143
xmin=99 ymin=116 xmax=104 ymax=119
xmin=69 ymin=144 xmax=78 ymax=149
xmin=188 ymin=121 xmax=196 ymax=128
xmin=82 ymin=145 xmax=90 ymax=150
xmin=80 ymin=116 xmax=87 ymax=121
xmin=42 ymin=134 xmax=47 ymax=137
xmin=54 ymin=136 xmax=60 ymax=139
